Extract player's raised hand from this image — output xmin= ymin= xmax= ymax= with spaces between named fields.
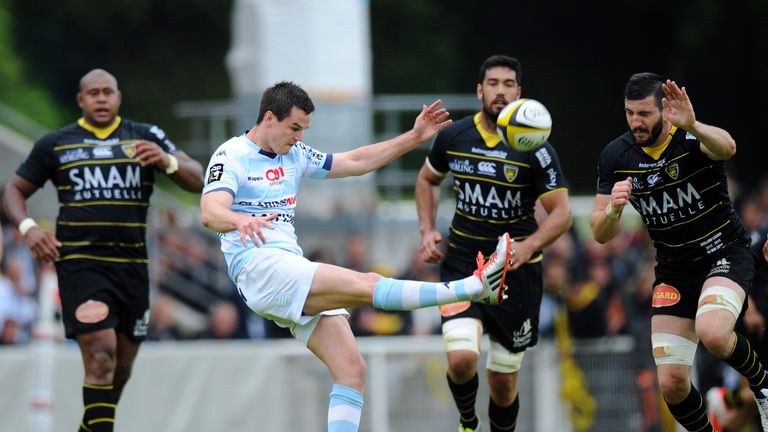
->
xmin=412 ymin=100 xmax=452 ymax=143
xmin=235 ymin=213 xmax=277 ymax=247
xmin=610 ymin=177 xmax=633 ymax=211
xmin=661 ymin=80 xmax=696 ymax=130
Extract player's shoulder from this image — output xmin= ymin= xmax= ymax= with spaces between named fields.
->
xmin=601 ymin=132 xmax=634 ymax=159
xmin=436 ymin=115 xmax=477 ymax=140
xmin=291 ymin=140 xmax=324 ymax=159
xmin=212 ymin=135 xmax=253 ymax=159
xmin=33 ymin=123 xmax=79 ymax=147
xmin=119 ymin=118 xmax=169 ymax=141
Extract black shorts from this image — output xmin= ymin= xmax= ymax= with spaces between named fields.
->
xmin=652 ymin=242 xmax=755 ymax=319
xmin=440 ymin=258 xmax=543 ymax=353
xmin=56 ymin=260 xmax=150 ymax=341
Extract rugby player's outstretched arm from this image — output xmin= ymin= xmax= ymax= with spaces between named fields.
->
xmin=327 ymin=100 xmax=451 ymax=178
xmin=661 ymin=80 xmax=735 ymax=161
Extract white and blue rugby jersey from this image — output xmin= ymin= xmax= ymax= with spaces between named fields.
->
xmin=202 ymin=135 xmax=333 ymax=279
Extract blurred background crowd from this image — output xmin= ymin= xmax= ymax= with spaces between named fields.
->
xmin=3 ymin=172 xmax=767 ymax=348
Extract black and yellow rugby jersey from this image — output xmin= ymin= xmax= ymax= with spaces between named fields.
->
xmin=597 ymin=126 xmax=749 ymax=262
xmin=427 ymin=113 xmax=568 ymax=266
xmin=16 ymin=117 xmax=178 ymax=264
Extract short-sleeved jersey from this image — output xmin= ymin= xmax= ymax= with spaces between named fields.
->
xmin=202 ymin=135 xmax=333 ymax=280
xmin=427 ymin=113 xmax=568 ymax=266
xmin=15 ymin=117 xmax=177 ymax=264
xmin=597 ymin=126 xmax=749 ymax=262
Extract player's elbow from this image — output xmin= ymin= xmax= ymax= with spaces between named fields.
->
xmin=199 ymin=211 xmax=213 ymax=230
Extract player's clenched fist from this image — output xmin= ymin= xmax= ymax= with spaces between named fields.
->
xmin=610 ymin=176 xmax=633 ymax=211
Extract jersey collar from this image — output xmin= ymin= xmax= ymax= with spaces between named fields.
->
xmin=77 ymin=116 xmax=122 ymax=140
xmin=640 ymin=125 xmax=677 ymax=160
xmin=473 ymin=112 xmax=502 ymax=148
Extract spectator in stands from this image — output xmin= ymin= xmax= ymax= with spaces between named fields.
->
xmin=198 ymin=301 xmax=247 ymax=340
xmin=146 ymin=294 xmax=183 ymax=341
xmin=0 ymin=255 xmax=38 ymax=343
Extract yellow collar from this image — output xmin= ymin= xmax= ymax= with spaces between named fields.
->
xmin=77 ymin=116 xmax=122 ymax=139
xmin=474 ymin=112 xmax=502 ymax=148
xmin=641 ymin=125 xmax=677 ymax=160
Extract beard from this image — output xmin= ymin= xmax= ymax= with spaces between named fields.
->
xmin=483 ymin=105 xmax=499 ymax=122
xmin=631 ymin=118 xmax=663 ymax=147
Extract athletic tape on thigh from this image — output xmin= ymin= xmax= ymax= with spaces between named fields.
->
xmin=696 ymin=285 xmax=742 ymax=319
xmin=442 ymin=318 xmax=481 ymax=354
xmin=486 ymin=340 xmax=525 ymax=373
xmin=651 ymin=332 xmax=697 ymax=365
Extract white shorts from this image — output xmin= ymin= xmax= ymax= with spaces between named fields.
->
xmin=235 ymin=247 xmax=347 ymax=344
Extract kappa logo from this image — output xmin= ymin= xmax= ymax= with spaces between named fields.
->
xmin=665 ymin=163 xmax=679 ymax=180
xmin=504 ymin=164 xmax=519 ymax=182
xmin=208 ymin=163 xmax=224 ymax=183
xmin=716 ymin=258 xmax=729 ymax=267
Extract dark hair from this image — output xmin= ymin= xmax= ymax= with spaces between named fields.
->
xmin=624 ymin=72 xmax=664 ymax=109
xmin=478 ymin=55 xmax=522 ymax=85
xmin=257 ymin=81 xmax=315 ymax=124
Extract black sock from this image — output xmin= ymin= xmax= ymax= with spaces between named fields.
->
xmin=489 ymin=395 xmax=518 ymax=432
xmin=448 ymin=373 xmax=479 ymax=429
xmin=665 ymin=384 xmax=713 ymax=432
xmin=81 ymin=384 xmax=116 ymax=432
xmin=723 ymin=332 xmax=767 ymax=394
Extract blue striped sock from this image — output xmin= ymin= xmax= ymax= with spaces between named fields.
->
xmin=372 ymin=276 xmax=481 ymax=310
xmin=328 ymin=384 xmax=364 ymax=432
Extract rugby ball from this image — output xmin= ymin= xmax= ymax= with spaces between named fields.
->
xmin=496 ymin=98 xmax=552 ymax=152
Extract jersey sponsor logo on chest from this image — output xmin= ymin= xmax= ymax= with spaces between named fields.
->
xmin=248 ymin=165 xmax=294 ymax=184
xmin=59 ymin=148 xmax=91 ymax=163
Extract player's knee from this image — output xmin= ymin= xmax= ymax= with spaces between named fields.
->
xmin=86 ymin=349 xmax=116 ymax=379
xmin=657 ymin=369 xmax=690 ymax=402
xmin=447 ymin=351 xmax=478 ymax=378
xmin=487 ymin=371 xmax=518 ymax=405
xmin=696 ymin=323 xmax=732 ymax=357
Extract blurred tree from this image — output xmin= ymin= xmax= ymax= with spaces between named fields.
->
xmin=0 ymin=0 xmax=64 ymax=130
xmin=7 ymin=0 xmax=233 ymax=149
